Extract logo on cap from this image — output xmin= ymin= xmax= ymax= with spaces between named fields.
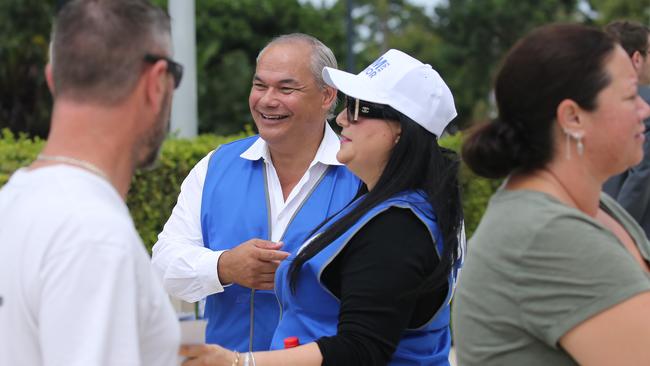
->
xmin=364 ymin=56 xmax=390 ymax=79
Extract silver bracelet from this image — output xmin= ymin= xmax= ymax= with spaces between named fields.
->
xmin=243 ymin=352 xmax=250 ymax=366
xmin=250 ymin=352 xmax=257 ymax=366
xmin=231 ymin=351 xmax=240 ymax=366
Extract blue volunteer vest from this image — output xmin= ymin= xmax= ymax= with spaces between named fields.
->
xmin=271 ymin=190 xmax=462 ymax=365
xmin=200 ymin=136 xmax=359 ymax=352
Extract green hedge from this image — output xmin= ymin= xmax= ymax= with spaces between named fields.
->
xmin=439 ymin=133 xmax=502 ymax=237
xmin=0 ymin=128 xmax=247 ymax=251
xmin=0 ymin=129 xmax=44 ymax=185
xmin=127 ymin=133 xmax=250 ymax=247
xmin=0 ymin=128 xmax=499 ymax=251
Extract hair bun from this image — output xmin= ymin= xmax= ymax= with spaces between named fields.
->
xmin=462 ymin=118 xmax=530 ymax=179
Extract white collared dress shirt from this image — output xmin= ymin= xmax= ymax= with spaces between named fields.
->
xmin=151 ymin=124 xmax=344 ymax=302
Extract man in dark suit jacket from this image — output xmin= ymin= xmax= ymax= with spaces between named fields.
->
xmin=603 ymin=20 xmax=650 ymax=237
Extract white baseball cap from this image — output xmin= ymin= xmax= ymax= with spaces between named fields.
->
xmin=322 ymin=49 xmax=457 ymax=137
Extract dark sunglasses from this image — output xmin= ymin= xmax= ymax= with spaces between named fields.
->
xmin=144 ymin=54 xmax=184 ymax=89
xmin=345 ymin=95 xmax=395 ymax=123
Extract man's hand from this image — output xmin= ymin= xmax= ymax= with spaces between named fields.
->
xmin=217 ymin=239 xmax=290 ymax=290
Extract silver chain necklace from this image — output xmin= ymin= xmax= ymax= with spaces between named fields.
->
xmin=36 ymin=154 xmax=110 ymax=181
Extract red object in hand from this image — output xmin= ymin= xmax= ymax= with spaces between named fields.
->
xmin=283 ymin=336 xmax=300 ymax=348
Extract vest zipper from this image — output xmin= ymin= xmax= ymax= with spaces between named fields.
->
xmin=249 ymin=289 xmax=255 ymax=352
xmin=273 ymin=167 xmax=331 ymax=326
xmin=248 ymin=164 xmax=273 ymax=352
xmin=257 ymin=165 xmax=331 ymax=349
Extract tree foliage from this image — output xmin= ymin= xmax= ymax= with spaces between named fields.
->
xmin=189 ymin=0 xmax=347 ymax=135
xmin=0 ymin=0 xmax=53 ymax=138
xmin=432 ymin=0 xmax=580 ymax=128
xmin=588 ymin=0 xmax=650 ymax=24
xmin=347 ymin=0 xmax=436 ymax=70
xmin=1 ymin=0 xmax=649 ymax=137
xmin=0 ymin=0 xmax=346 ymax=138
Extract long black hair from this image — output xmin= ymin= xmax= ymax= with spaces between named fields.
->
xmin=289 ymin=106 xmax=463 ymax=296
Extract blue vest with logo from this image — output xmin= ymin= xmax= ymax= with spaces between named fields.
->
xmin=200 ymin=136 xmax=359 ymax=352
xmin=271 ymin=190 xmax=462 ymax=365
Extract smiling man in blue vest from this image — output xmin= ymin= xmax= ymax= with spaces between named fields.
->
xmin=152 ymin=33 xmax=360 ymax=352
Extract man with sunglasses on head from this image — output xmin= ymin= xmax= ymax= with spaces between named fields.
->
xmin=152 ymin=34 xmax=360 ymax=352
xmin=0 ymin=1 xmax=181 ymax=365
xmin=603 ymin=20 xmax=650 ymax=238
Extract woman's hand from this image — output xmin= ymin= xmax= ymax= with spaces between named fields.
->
xmin=181 ymin=342 xmax=323 ymax=366
xmin=180 ymin=344 xmax=237 ymax=366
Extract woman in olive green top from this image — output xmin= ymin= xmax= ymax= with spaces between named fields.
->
xmin=452 ymin=24 xmax=650 ymax=365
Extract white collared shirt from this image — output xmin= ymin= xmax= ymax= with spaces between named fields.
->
xmin=151 ymin=124 xmax=343 ymax=302
xmin=240 ymin=127 xmax=341 ymax=242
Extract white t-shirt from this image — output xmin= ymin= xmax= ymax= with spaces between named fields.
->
xmin=0 ymin=166 xmax=180 ymax=366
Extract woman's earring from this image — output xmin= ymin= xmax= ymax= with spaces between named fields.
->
xmin=571 ymin=131 xmax=584 ymax=157
xmin=563 ymin=128 xmax=584 ymax=159
xmin=394 ymin=135 xmax=401 ymax=145
xmin=576 ymin=136 xmax=584 ymax=156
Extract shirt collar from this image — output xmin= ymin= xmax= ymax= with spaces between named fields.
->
xmin=240 ymin=122 xmax=343 ymax=166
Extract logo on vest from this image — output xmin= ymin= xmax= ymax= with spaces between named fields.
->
xmin=363 ymin=56 xmax=390 ymax=79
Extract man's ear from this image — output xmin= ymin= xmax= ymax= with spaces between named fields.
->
xmin=322 ymin=85 xmax=337 ymax=110
xmin=144 ymin=59 xmax=168 ymax=111
xmin=45 ymin=63 xmax=55 ymax=96
xmin=631 ymin=50 xmax=643 ymax=74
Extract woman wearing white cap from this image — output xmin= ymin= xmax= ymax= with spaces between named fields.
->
xmin=180 ymin=49 xmax=464 ymax=366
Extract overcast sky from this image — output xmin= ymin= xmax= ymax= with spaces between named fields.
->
xmin=302 ymin=0 xmax=444 ymax=16
xmin=408 ymin=0 xmax=442 ymax=14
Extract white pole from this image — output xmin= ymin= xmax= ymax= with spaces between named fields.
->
xmin=169 ymin=0 xmax=198 ymax=138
